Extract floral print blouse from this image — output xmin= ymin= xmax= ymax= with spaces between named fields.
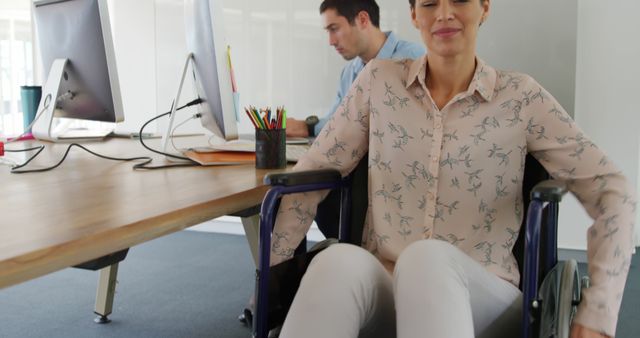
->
xmin=271 ymin=56 xmax=635 ymax=336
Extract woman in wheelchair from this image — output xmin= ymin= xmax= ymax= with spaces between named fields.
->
xmin=268 ymin=1 xmax=635 ymax=337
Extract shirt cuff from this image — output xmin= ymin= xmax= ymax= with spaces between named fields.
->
xmin=573 ymin=302 xmax=618 ymax=337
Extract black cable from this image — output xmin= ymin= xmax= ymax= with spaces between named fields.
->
xmin=6 ymin=145 xmax=46 ymax=172
xmin=136 ymin=98 xmax=202 ymax=162
xmin=5 ymin=146 xmax=44 ymax=152
xmin=10 ymin=143 xmax=151 ymax=174
xmin=7 ymin=98 xmax=204 ymax=173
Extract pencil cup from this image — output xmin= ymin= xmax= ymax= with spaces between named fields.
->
xmin=255 ymin=129 xmax=286 ymax=169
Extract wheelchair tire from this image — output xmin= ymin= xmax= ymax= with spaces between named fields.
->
xmin=557 ymin=259 xmax=580 ymax=338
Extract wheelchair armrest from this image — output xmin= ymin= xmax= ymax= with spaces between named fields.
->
xmin=264 ymin=169 xmax=342 ymax=187
xmin=530 ymin=179 xmax=568 ymax=203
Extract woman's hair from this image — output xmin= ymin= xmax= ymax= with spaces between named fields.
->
xmin=320 ymin=0 xmax=381 ymax=28
xmin=408 ymin=0 xmax=485 ymax=8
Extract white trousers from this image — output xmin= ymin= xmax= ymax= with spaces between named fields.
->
xmin=280 ymin=240 xmax=522 ymax=338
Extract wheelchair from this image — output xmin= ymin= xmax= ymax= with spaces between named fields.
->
xmin=252 ymin=155 xmax=587 ymax=338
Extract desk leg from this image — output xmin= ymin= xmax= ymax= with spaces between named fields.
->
xmin=93 ymin=263 xmax=119 ymax=324
xmin=241 ymin=215 xmax=260 ymax=267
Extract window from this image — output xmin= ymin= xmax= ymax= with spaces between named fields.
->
xmin=0 ymin=3 xmax=33 ymax=137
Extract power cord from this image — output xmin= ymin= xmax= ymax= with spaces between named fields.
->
xmin=2 ymin=91 xmax=66 ymax=145
xmin=171 ymin=113 xmax=201 ymax=155
xmin=136 ymin=98 xmax=202 ymax=162
xmin=9 ymin=143 xmax=150 ymax=174
xmin=5 ymin=98 xmax=204 ymax=173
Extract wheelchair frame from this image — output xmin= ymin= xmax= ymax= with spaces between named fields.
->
xmin=253 ymin=164 xmax=576 ymax=338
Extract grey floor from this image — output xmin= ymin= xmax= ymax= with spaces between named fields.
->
xmin=0 ymin=231 xmax=255 ymax=338
xmin=0 ymin=230 xmax=638 ymax=337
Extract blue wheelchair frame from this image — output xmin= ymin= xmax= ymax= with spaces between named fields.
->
xmin=254 ymin=164 xmax=569 ymax=338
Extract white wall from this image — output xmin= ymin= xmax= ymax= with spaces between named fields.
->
xmin=477 ymin=0 xmax=577 ymax=116
xmin=108 ymin=0 xmax=422 ymax=135
xmin=108 ymin=0 xmax=157 ymax=134
xmin=559 ymin=1 xmax=640 ymax=249
xmin=110 ymin=0 xmax=579 ymax=132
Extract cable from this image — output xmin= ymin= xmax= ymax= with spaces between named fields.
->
xmin=136 ymin=98 xmax=203 ymax=162
xmin=170 ymin=113 xmax=201 ymax=154
xmin=2 ymin=94 xmax=52 ymax=170
xmin=4 ymin=94 xmax=52 ymax=144
xmin=4 ymin=92 xmax=76 ymax=144
xmin=0 ymin=157 xmax=18 ymax=167
xmin=6 ymin=98 xmax=204 ymax=173
xmin=5 ymin=146 xmax=43 ymax=152
xmin=10 ymin=143 xmax=147 ymax=174
xmin=2 ymin=145 xmax=45 ymax=169
xmin=7 ymin=138 xmax=195 ymax=173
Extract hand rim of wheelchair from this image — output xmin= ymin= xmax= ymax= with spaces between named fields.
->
xmin=536 ymin=259 xmax=582 ymax=338
xmin=557 ymin=259 xmax=581 ymax=338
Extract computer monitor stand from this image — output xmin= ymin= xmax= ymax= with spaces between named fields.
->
xmin=162 ymin=53 xmax=196 ymax=162
xmin=32 ymin=59 xmax=114 ymax=142
xmin=161 ymin=53 xmax=229 ymax=161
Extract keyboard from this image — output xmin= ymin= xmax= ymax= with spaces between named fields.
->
xmin=286 ymin=144 xmax=310 ymax=163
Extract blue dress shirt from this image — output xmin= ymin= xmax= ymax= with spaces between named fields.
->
xmin=314 ymin=31 xmax=425 ymax=135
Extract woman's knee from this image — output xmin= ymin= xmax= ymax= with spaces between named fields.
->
xmin=398 ymin=239 xmax=457 ymax=264
xmin=395 ymin=239 xmax=463 ymax=279
xmin=306 ymin=243 xmax=383 ymax=280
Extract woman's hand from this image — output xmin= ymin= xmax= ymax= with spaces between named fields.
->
xmin=570 ymin=324 xmax=611 ymax=338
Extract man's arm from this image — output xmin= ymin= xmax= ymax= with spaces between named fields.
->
xmin=285 ymin=118 xmax=309 ymax=138
xmin=285 ymin=116 xmax=320 ymax=138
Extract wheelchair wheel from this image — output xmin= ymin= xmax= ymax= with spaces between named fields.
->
xmin=557 ymin=259 xmax=580 ymax=338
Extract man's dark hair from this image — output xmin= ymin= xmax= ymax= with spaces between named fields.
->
xmin=320 ymin=0 xmax=380 ymax=28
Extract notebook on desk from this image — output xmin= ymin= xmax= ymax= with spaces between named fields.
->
xmin=183 ymin=144 xmax=309 ymax=165
xmin=185 ymin=142 xmax=310 ymax=164
xmin=183 ymin=149 xmax=255 ymax=166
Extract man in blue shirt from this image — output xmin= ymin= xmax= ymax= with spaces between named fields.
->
xmin=286 ymin=0 xmax=425 ymax=137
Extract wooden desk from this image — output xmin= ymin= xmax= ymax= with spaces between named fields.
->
xmin=0 ymin=137 xmax=279 ymax=291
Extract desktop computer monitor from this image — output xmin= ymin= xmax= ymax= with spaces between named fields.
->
xmin=162 ymin=0 xmax=238 ymax=155
xmin=186 ymin=0 xmax=238 ymax=141
xmin=32 ymin=0 xmax=123 ymax=142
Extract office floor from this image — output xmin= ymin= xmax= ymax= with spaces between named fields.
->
xmin=0 ymin=227 xmax=638 ymax=338
xmin=0 ymin=231 xmax=254 ymax=338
